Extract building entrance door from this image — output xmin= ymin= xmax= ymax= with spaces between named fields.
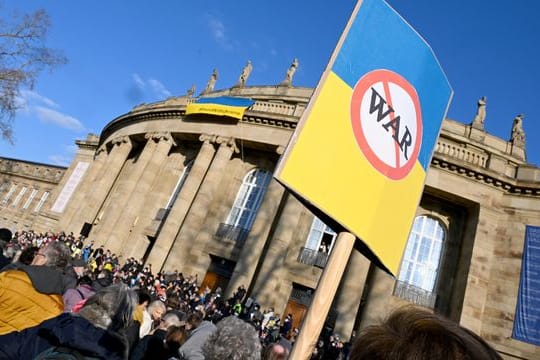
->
xmin=284 ymin=283 xmax=314 ymax=332
xmin=283 ymin=299 xmax=308 ymax=332
xmin=200 ymin=271 xmax=230 ymax=294
xmin=200 ymin=255 xmax=236 ymax=294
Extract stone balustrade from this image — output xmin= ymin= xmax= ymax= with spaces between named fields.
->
xmin=434 ymin=139 xmax=488 ymax=168
xmin=0 ymin=158 xmax=65 ymax=183
xmin=250 ymin=101 xmax=298 ymax=116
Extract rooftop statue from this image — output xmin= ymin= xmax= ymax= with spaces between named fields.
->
xmin=471 ymin=96 xmax=487 ymax=130
xmin=511 ymin=113 xmax=526 ymax=147
xmin=281 ymin=58 xmax=299 ymax=86
xmin=187 ymin=84 xmax=196 ymax=97
xmin=237 ymin=60 xmax=252 ymax=87
xmin=203 ymin=68 xmax=218 ymax=94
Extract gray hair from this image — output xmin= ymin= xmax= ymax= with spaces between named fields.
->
xmin=42 ymin=241 xmax=71 ymax=268
xmin=78 ymin=283 xmax=137 ymax=332
xmin=162 ymin=312 xmax=182 ymax=328
xmin=202 ymin=316 xmax=261 ymax=360
xmin=148 ymin=300 xmax=166 ymax=314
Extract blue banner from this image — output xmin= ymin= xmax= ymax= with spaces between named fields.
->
xmin=513 ymin=225 xmax=540 ymax=345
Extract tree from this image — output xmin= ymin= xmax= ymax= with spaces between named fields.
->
xmin=0 ymin=6 xmax=66 ymax=142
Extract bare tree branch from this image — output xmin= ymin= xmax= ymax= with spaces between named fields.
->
xmin=0 ymin=5 xmax=67 ymax=143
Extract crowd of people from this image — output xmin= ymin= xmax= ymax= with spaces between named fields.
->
xmin=0 ymin=228 xmax=502 ymax=359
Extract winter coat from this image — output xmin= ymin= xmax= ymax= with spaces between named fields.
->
xmin=0 ymin=312 xmax=128 ymax=359
xmin=130 ymin=328 xmax=168 ymax=360
xmin=178 ymin=321 xmax=217 ymax=360
xmin=0 ymin=265 xmax=64 ymax=335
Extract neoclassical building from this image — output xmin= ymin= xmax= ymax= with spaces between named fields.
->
xmin=1 ymin=70 xmax=539 ymax=358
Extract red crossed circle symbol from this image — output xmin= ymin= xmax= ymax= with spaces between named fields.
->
xmin=350 ymin=69 xmax=422 ymax=180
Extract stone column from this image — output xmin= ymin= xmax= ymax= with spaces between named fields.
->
xmin=333 ymin=250 xmax=370 ymax=340
xmin=105 ymin=132 xmax=175 ymax=254
xmin=357 ymin=265 xmax=394 ymax=329
xmin=90 ymin=134 xmax=158 ymax=247
xmin=252 ymin=194 xmax=305 ymax=308
xmin=224 ymin=178 xmax=285 ymax=299
xmin=58 ymin=146 xmax=108 ymax=232
xmin=69 ymin=136 xmax=132 ymax=236
xmin=459 ymin=206 xmax=498 ymax=334
xmin=162 ymin=136 xmax=238 ymax=272
xmin=146 ymin=134 xmax=217 ymax=270
xmin=127 ymin=150 xmax=187 ymax=260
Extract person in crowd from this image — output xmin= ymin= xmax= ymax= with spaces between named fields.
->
xmin=63 ymin=275 xmax=95 ymax=313
xmin=178 ymin=311 xmax=217 ymax=360
xmin=139 ymin=299 xmax=167 ymax=338
xmin=309 ymin=339 xmax=323 ymax=359
xmin=0 ymin=241 xmax=71 ymax=335
xmin=0 ymin=228 xmax=13 ymax=269
xmin=1 ymin=245 xmax=39 ymax=270
xmin=71 ymin=257 xmax=88 ymax=278
xmin=164 ymin=325 xmax=189 ymax=359
xmin=92 ymin=268 xmax=114 ymax=291
xmin=130 ymin=312 xmax=183 ymax=360
xmin=349 ymin=306 xmax=502 ymax=360
xmin=262 ymin=343 xmax=289 ymax=360
xmin=280 ymin=313 xmax=293 ymax=338
xmin=0 ymin=283 xmax=137 ymax=360
xmin=233 ymin=284 xmax=247 ymax=303
xmin=261 ymin=307 xmax=275 ymax=330
xmin=61 ymin=256 xmax=87 ymax=290
xmin=202 ymin=315 xmax=262 ymax=360
xmin=16 ymin=245 xmax=39 ymax=265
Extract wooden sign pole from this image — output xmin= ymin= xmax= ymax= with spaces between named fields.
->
xmin=289 ymin=231 xmax=356 ymax=360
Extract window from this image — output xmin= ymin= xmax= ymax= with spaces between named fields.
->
xmin=1 ymin=184 xmax=16 ymax=206
xmin=398 ymin=215 xmax=445 ymax=292
xmin=34 ymin=191 xmax=49 ymax=212
xmin=23 ymin=189 xmax=38 ymax=210
xmin=298 ymin=217 xmax=337 ymax=267
xmin=305 ymin=217 xmax=337 ymax=254
xmin=224 ymin=169 xmax=271 ymax=230
xmin=11 ymin=186 xmax=27 ymax=207
xmin=165 ymin=161 xmax=193 ymax=210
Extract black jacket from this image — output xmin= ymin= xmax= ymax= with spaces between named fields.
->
xmin=0 ymin=313 xmax=128 ymax=359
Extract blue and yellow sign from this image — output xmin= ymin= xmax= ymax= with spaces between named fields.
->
xmin=274 ymin=0 xmax=452 ymax=275
xmin=186 ymin=96 xmax=254 ymax=120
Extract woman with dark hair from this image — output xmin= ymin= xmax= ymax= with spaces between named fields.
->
xmin=0 ymin=284 xmax=137 ymax=359
xmin=350 ymin=306 xmax=502 ymax=360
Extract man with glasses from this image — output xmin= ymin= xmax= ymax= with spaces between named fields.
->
xmin=0 ymin=241 xmax=71 ymax=335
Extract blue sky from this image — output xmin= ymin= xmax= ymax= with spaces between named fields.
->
xmin=1 ymin=0 xmax=539 ymax=167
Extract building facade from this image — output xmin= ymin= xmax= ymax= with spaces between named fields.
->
xmin=0 ymin=157 xmax=66 ymax=231
xmin=1 ymin=80 xmax=539 ymax=358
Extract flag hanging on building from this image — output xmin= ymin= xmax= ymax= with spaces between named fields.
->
xmin=274 ymin=0 xmax=453 ymax=275
xmin=513 ymin=225 xmax=540 ymax=346
xmin=186 ymin=96 xmax=254 ymax=120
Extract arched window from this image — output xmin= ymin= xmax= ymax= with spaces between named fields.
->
xmin=225 ymin=169 xmax=271 ymax=230
xmin=398 ymin=215 xmax=445 ymax=292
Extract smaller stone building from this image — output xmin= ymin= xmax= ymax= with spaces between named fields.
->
xmin=0 ymin=156 xmax=66 ymax=231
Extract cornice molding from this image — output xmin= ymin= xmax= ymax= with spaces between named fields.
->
xmin=431 ymin=157 xmax=540 ymax=196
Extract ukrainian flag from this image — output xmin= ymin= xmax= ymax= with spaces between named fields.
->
xmin=185 ymin=96 xmax=255 ymax=120
xmin=275 ymin=0 xmax=452 ymax=275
